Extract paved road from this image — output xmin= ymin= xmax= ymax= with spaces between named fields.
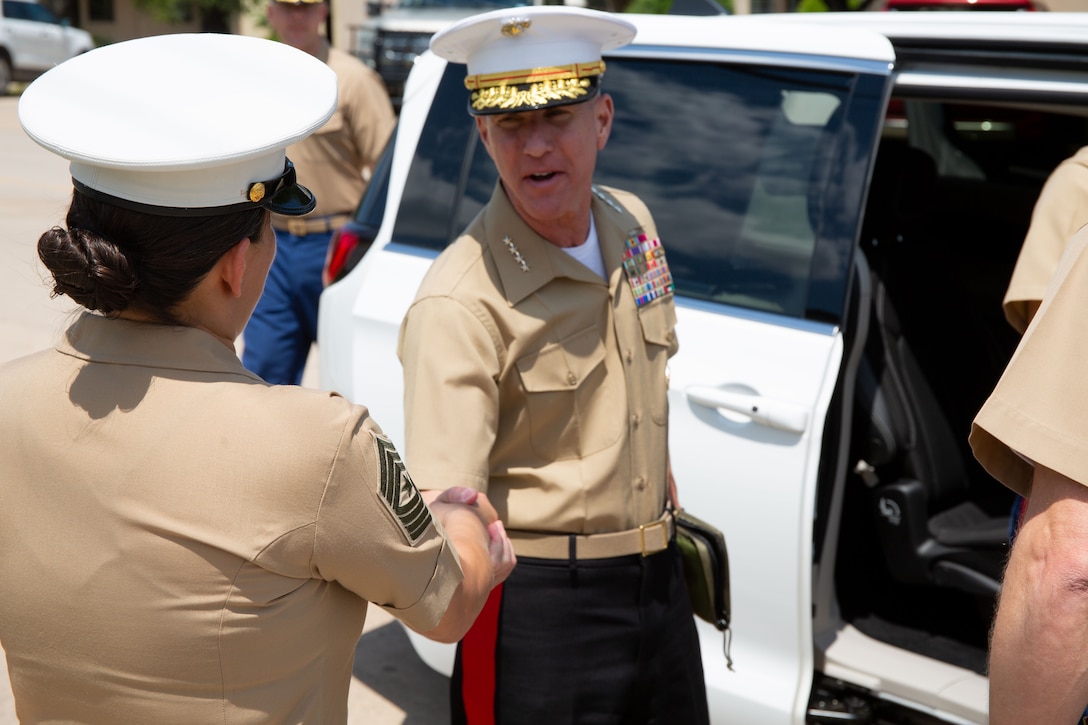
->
xmin=0 ymin=94 xmax=450 ymax=724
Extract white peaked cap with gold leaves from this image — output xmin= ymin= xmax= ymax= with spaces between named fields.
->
xmin=430 ymin=6 xmax=636 ymax=116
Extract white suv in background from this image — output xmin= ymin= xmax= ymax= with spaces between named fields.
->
xmin=320 ymin=11 xmax=1088 ymax=723
xmin=0 ymin=0 xmax=92 ymax=92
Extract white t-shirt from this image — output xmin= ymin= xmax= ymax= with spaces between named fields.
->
xmin=561 ymin=213 xmax=607 ymax=279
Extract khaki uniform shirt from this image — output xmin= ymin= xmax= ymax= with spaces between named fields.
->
xmin=398 ymin=184 xmax=678 ymax=535
xmin=972 ymin=225 xmax=1088 ymax=498
xmin=1004 ymin=145 xmax=1088 ymax=334
xmin=275 ymin=47 xmax=395 ymax=222
xmin=0 ymin=313 xmax=461 ymax=724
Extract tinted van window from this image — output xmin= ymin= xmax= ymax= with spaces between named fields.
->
xmin=393 ymin=67 xmax=481 ymax=249
xmin=393 ymin=57 xmax=883 ymax=323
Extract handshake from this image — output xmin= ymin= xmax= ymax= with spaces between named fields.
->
xmin=417 ymin=486 xmax=518 ymax=643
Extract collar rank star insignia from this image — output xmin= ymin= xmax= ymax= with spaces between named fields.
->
xmin=503 ymin=235 xmax=530 ymax=272
xmin=372 ymin=432 xmax=432 ymax=545
xmin=622 ymin=228 xmax=674 ymax=307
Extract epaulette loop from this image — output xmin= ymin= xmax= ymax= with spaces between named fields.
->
xmin=591 ymin=185 xmax=625 ymax=215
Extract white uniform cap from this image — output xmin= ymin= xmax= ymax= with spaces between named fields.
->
xmin=429 ymin=6 xmax=636 ymax=115
xmin=18 ymin=33 xmax=337 ymax=216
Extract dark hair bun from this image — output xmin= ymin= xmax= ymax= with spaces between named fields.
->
xmin=37 ymin=226 xmax=138 ymax=314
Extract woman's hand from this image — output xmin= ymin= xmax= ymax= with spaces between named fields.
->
xmin=424 ymin=486 xmax=498 ymax=524
xmin=417 ymin=487 xmax=517 ymax=643
xmin=424 ymin=487 xmax=516 ymax=588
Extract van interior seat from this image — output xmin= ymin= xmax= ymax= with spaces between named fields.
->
xmin=854 ymin=140 xmax=1008 ymax=600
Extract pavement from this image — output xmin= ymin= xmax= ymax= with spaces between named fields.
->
xmin=0 ymin=94 xmax=450 ymax=724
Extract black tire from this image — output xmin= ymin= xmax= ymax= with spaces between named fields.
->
xmin=0 ymin=55 xmax=12 ymax=96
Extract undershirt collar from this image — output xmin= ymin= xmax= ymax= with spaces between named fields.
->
xmin=560 ymin=212 xmax=607 ymax=279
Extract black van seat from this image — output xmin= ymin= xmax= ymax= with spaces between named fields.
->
xmin=854 ymin=141 xmax=1008 ymax=600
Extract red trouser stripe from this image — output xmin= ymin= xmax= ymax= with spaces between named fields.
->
xmin=461 ymin=583 xmax=503 ymax=725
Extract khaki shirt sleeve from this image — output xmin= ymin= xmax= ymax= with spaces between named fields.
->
xmin=1004 ymin=153 xmax=1088 ymax=333
xmin=339 ymin=58 xmax=395 ymax=171
xmin=398 ymin=295 xmax=500 ymax=493
xmin=310 ymin=410 xmax=463 ymax=633
xmin=973 ymin=225 xmax=1088 ymax=498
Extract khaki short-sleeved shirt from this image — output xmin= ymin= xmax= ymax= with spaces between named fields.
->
xmin=275 ymin=47 xmax=395 ymax=220
xmin=398 ymin=184 xmax=678 ymax=535
xmin=0 ymin=313 xmax=461 ymax=724
xmin=1004 ymin=145 xmax=1088 ymax=334
xmin=972 ymin=225 xmax=1088 ymax=498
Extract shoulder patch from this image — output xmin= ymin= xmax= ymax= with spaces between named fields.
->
xmin=372 ymin=432 xmax=433 ymax=545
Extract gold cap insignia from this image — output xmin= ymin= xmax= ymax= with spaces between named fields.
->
xmin=501 ymin=17 xmax=531 ymax=37
xmin=248 ymin=182 xmax=266 ymax=203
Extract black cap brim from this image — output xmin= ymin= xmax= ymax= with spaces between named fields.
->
xmin=265 ymin=181 xmax=316 ymax=216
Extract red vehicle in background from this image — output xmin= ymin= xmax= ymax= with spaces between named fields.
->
xmin=885 ymin=0 xmax=1036 ymax=10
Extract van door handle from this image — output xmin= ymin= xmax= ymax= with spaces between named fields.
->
xmin=684 ymin=385 xmax=809 ymax=434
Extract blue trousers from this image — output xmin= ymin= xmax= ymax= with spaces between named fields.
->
xmin=242 ymin=229 xmax=329 ymax=385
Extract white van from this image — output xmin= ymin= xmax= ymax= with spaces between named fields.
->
xmin=321 ymin=11 xmax=1088 ymax=722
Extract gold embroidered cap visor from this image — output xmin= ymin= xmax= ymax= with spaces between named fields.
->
xmin=429 ymin=5 xmax=636 ymax=116
xmin=468 ymin=61 xmax=605 ymax=115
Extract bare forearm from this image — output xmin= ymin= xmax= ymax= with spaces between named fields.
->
xmin=411 ymin=488 xmax=514 ymax=643
xmin=990 ymin=551 xmax=1088 ymax=721
xmin=990 ymin=465 xmax=1088 ymax=723
xmin=418 ymin=510 xmax=495 ymax=643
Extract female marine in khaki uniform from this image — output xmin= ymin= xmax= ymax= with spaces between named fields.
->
xmin=398 ymin=7 xmax=709 ymax=723
xmin=0 ymin=34 xmax=513 ymax=725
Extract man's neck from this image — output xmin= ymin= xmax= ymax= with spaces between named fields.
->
xmin=497 ymin=181 xmax=594 ymax=248
xmin=541 ymin=224 xmax=591 ymax=249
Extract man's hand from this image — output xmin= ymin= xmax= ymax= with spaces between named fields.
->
xmin=487 ymin=519 xmax=516 ymax=587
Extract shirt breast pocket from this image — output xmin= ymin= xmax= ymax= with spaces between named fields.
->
xmin=515 ymin=326 xmax=622 ymax=461
xmin=636 ymin=297 xmax=677 ymax=426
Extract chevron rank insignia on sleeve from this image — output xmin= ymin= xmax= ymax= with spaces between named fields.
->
xmin=372 ymin=432 xmax=433 ymax=545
